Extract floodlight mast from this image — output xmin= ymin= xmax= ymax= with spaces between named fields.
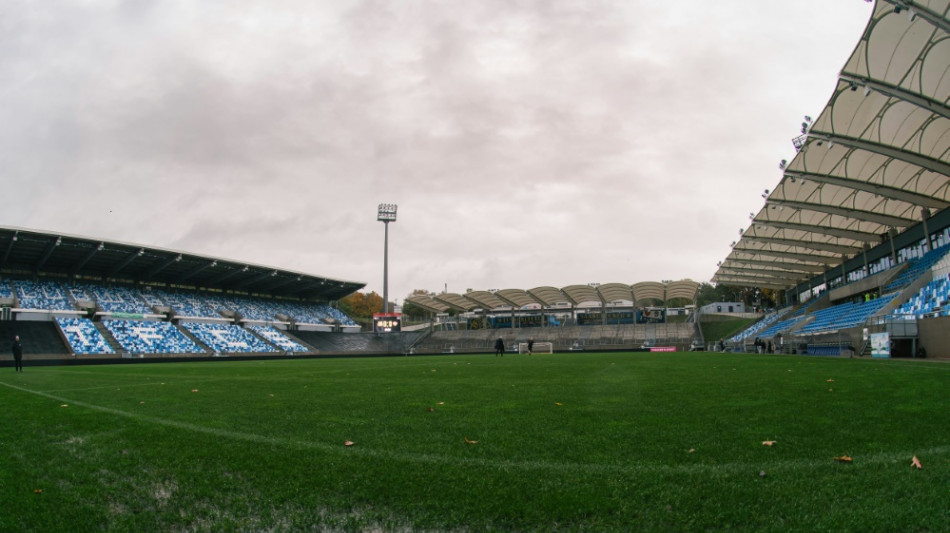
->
xmin=377 ymin=203 xmax=397 ymax=314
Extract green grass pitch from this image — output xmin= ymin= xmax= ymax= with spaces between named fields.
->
xmin=1 ymin=352 xmax=947 ymax=531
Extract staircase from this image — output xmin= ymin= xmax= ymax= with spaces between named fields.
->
xmin=94 ymin=322 xmax=125 ymax=354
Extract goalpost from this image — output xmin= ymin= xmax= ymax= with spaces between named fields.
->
xmin=518 ymin=341 xmax=553 ymax=354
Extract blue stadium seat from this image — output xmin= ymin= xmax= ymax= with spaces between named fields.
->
xmin=105 ymin=319 xmax=205 ymax=354
xmin=56 ymin=317 xmax=115 ymax=355
xmin=181 ymin=322 xmax=278 ymax=353
xmin=247 ymin=325 xmax=309 ymax=352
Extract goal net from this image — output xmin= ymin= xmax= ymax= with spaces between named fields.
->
xmin=518 ymin=341 xmax=553 ymax=354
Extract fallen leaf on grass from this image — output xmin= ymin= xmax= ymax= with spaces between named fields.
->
xmin=554 ymin=402 xmax=563 ymax=406
xmin=464 ymin=437 xmax=479 ymax=444
xmin=762 ymin=441 xmax=777 ymax=447
xmin=191 ymin=389 xmax=198 ymax=393
xmin=911 ymin=456 xmax=922 ymax=469
xmin=826 ymin=379 xmax=835 ymax=383
xmin=426 ymin=407 xmax=435 ymax=412
xmin=834 ymin=455 xmax=853 ymax=463
xmin=344 ymin=441 xmax=355 ymax=447
xmin=33 ymin=489 xmax=42 ymax=494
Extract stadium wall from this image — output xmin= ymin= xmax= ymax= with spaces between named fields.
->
xmin=918 ymin=317 xmax=950 ymax=359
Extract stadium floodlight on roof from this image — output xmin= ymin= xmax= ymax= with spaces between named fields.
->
xmin=377 ymin=203 xmax=397 ymax=313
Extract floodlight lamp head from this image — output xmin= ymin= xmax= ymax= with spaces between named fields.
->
xmin=377 ymin=203 xmax=398 ymax=222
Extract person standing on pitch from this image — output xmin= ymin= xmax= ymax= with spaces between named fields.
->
xmin=11 ymin=335 xmax=23 ymax=372
xmin=527 ymin=337 xmax=535 ymax=355
xmin=494 ymin=337 xmax=505 ymax=357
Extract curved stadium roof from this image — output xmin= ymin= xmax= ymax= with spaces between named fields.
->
xmin=0 ymin=226 xmax=365 ymax=300
xmin=405 ymin=279 xmax=700 ymax=313
xmin=713 ymin=0 xmax=950 ymax=289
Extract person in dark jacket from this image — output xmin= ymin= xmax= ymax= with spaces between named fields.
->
xmin=11 ymin=335 xmax=23 ymax=372
xmin=494 ymin=337 xmax=505 ymax=357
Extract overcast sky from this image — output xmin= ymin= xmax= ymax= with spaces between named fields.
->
xmin=1 ymin=0 xmax=873 ymax=304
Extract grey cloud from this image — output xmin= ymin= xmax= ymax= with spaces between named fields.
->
xmin=0 ymin=0 xmax=873 ymax=302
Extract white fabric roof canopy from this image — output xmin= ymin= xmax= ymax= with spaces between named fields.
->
xmin=405 ymin=280 xmax=699 ymax=313
xmin=713 ymin=0 xmax=950 ymax=289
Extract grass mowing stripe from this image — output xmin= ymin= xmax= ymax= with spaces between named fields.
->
xmin=2 ymin=377 xmax=944 ymax=478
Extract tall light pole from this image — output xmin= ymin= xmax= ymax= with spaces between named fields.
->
xmin=377 ymin=203 xmax=397 ymax=314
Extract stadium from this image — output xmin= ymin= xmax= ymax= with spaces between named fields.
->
xmin=1 ymin=1 xmax=948 ymax=531
xmin=1 ymin=3 xmax=949 ymax=363
xmin=0 ymin=222 xmax=704 ymax=361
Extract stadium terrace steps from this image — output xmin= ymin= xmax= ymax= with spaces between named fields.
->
xmin=884 ymin=246 xmax=950 ymax=292
xmin=181 ymin=322 xmax=278 ymax=354
xmin=13 ymin=279 xmax=76 ymax=311
xmin=2 ymin=277 xmax=361 ymax=329
xmin=890 ymin=274 xmax=950 ymax=319
xmin=796 ymin=293 xmax=897 ymax=335
xmin=93 ymin=321 xmax=123 ymax=353
xmin=105 ymin=320 xmax=206 ymax=355
xmin=247 ymin=325 xmax=309 ymax=353
xmin=0 ymin=277 xmax=15 ymax=300
xmin=0 ymin=321 xmax=70 ymax=355
xmin=409 ymin=324 xmax=695 ymax=354
xmin=730 ymin=306 xmax=796 ymax=342
xmin=291 ymin=331 xmax=426 ymax=354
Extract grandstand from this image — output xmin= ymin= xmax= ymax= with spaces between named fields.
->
xmin=0 ymin=226 xmax=369 ymax=361
xmin=104 ymin=320 xmax=205 ymax=355
xmin=0 ymin=239 xmax=703 ymax=359
xmin=404 ymin=281 xmax=702 ymax=354
xmin=713 ymin=2 xmax=950 ymax=358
